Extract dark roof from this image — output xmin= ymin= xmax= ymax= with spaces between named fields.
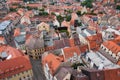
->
xmin=14 ymin=35 xmax=25 ymax=45
xmin=54 ymin=39 xmax=70 ymax=49
xmin=81 ymin=33 xmax=87 ymax=37
xmin=55 ymin=67 xmax=73 ymax=80
xmin=71 ymin=70 xmax=88 ymax=80
xmin=86 ymin=29 xmax=95 ymax=35
xmin=0 ymin=20 xmax=11 ymax=31
xmin=25 ymin=32 xmax=44 ymax=50
xmin=55 ymin=27 xmax=68 ymax=31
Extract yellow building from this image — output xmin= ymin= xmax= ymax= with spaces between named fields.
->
xmin=25 ymin=32 xmax=45 ymax=59
xmin=37 ymin=22 xmax=50 ymax=32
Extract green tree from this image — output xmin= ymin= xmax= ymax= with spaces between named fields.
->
xmin=56 ymin=15 xmax=64 ymax=24
xmin=76 ymin=11 xmax=81 ymax=16
xmin=116 ymin=5 xmax=120 ymax=10
xmin=78 ymin=22 xmax=82 ymax=26
xmin=76 ymin=0 xmax=80 ymax=2
xmin=50 ymin=2 xmax=55 ymax=5
xmin=72 ymin=63 xmax=84 ymax=69
xmin=81 ymin=0 xmax=93 ymax=8
xmin=51 ymin=12 xmax=56 ymax=15
xmin=10 ymin=8 xmax=17 ymax=12
xmin=26 ymin=6 xmax=33 ymax=10
xmin=39 ymin=12 xmax=49 ymax=16
xmin=39 ymin=8 xmax=45 ymax=11
xmin=65 ymin=15 xmax=71 ymax=21
xmin=114 ymin=0 xmax=117 ymax=4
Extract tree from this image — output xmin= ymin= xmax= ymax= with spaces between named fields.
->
xmin=76 ymin=11 xmax=81 ymax=16
xmin=71 ymin=63 xmax=84 ymax=69
xmin=76 ymin=0 xmax=80 ymax=2
xmin=56 ymin=15 xmax=64 ymax=24
xmin=39 ymin=8 xmax=45 ymax=12
xmin=116 ymin=5 xmax=120 ymax=10
xmin=26 ymin=6 xmax=33 ymax=10
xmin=10 ymin=8 xmax=17 ymax=12
xmin=39 ymin=12 xmax=49 ymax=16
xmin=114 ymin=0 xmax=117 ymax=4
xmin=51 ymin=12 xmax=56 ymax=15
xmin=78 ymin=22 xmax=82 ymax=26
xmin=50 ymin=2 xmax=55 ymax=5
xmin=81 ymin=0 xmax=93 ymax=8
xmin=65 ymin=15 xmax=71 ymax=21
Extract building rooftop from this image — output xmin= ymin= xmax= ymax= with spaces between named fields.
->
xmin=55 ymin=66 xmax=73 ymax=80
xmin=103 ymin=41 xmax=120 ymax=54
xmin=0 ymin=45 xmax=24 ymax=59
xmin=0 ymin=45 xmax=32 ymax=79
xmin=0 ymin=56 xmax=31 ymax=79
xmin=86 ymin=51 xmax=120 ymax=69
xmin=0 ymin=20 xmax=11 ymax=31
xmin=42 ymin=53 xmax=63 ymax=75
xmin=63 ymin=46 xmax=81 ymax=60
xmin=25 ymin=31 xmax=44 ymax=50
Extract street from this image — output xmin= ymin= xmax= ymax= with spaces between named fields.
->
xmin=30 ymin=58 xmax=46 ymax=80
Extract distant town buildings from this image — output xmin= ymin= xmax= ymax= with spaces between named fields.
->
xmin=0 ymin=0 xmax=120 ymax=80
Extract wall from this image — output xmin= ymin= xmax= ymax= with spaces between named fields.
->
xmin=3 ymin=69 xmax=33 ymax=80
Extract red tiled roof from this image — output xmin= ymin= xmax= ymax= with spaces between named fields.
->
xmin=117 ymin=61 xmax=120 ymax=65
xmin=17 ymin=8 xmax=24 ymax=16
xmin=27 ymin=3 xmax=42 ymax=8
xmin=31 ymin=15 xmax=54 ymax=22
xmin=24 ymin=11 xmax=34 ymax=17
xmin=9 ymin=5 xmax=18 ymax=9
xmin=0 ymin=45 xmax=24 ymax=59
xmin=70 ymin=13 xmax=78 ymax=25
xmin=118 ymin=13 xmax=120 ymax=18
xmin=6 ymin=0 xmax=23 ymax=4
xmin=21 ymin=15 xmax=31 ymax=25
xmin=69 ymin=39 xmax=75 ymax=47
xmin=61 ymin=20 xmax=70 ymax=28
xmin=103 ymin=41 xmax=120 ymax=54
xmin=0 ymin=56 xmax=32 ymax=79
xmin=3 ymin=12 xmax=20 ymax=21
xmin=14 ymin=28 xmax=20 ymax=37
xmin=86 ymin=33 xmax=102 ymax=42
xmin=115 ymin=36 xmax=120 ymax=41
xmin=63 ymin=46 xmax=81 ymax=60
xmin=42 ymin=53 xmax=63 ymax=75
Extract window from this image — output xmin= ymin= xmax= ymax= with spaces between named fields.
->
xmin=104 ymin=48 xmax=106 ymax=51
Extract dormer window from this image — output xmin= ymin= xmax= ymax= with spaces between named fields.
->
xmin=0 ymin=51 xmax=8 ymax=61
